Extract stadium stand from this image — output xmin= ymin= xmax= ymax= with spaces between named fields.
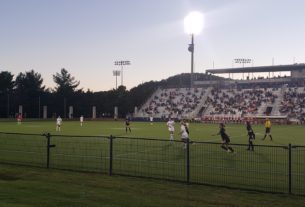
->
xmin=135 ymin=87 xmax=209 ymax=119
xmin=279 ymin=87 xmax=305 ymax=119
xmin=203 ymin=88 xmax=280 ymax=116
xmin=135 ymin=64 xmax=305 ymax=122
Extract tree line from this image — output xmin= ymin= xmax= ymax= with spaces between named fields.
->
xmin=0 ymin=69 xmax=220 ymax=119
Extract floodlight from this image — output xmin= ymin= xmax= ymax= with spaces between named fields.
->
xmin=184 ymin=11 xmax=204 ymax=35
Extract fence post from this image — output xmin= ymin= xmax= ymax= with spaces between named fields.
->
xmin=44 ymin=133 xmax=56 ymax=169
xmin=109 ymin=135 xmax=113 ymax=176
xmin=288 ymin=143 xmax=292 ymax=194
xmin=186 ymin=138 xmax=190 ymax=184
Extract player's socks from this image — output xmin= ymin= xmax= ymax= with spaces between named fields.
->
xmin=221 ymin=146 xmax=227 ymax=151
xmin=269 ymin=135 xmax=273 ymax=141
xmin=228 ymin=147 xmax=234 ymax=152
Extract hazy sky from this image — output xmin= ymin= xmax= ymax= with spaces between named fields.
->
xmin=1 ymin=0 xmax=305 ymax=91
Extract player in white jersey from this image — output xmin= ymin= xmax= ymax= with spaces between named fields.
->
xmin=56 ymin=116 xmax=62 ymax=131
xmin=180 ymin=120 xmax=189 ymax=149
xmin=80 ymin=115 xmax=84 ymax=126
xmin=166 ymin=118 xmax=175 ymax=142
xmin=149 ymin=116 xmax=154 ymax=125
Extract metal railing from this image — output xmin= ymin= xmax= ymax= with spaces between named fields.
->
xmin=0 ymin=132 xmax=304 ymax=195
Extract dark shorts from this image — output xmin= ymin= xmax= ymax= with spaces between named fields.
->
xmin=265 ymin=128 xmax=271 ymax=134
xmin=222 ymin=139 xmax=230 ymax=144
xmin=181 ymin=138 xmax=188 ymax=143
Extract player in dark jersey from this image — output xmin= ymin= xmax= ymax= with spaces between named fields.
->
xmin=216 ymin=123 xmax=234 ymax=153
xmin=246 ymin=121 xmax=255 ymax=151
xmin=125 ymin=118 xmax=131 ymax=133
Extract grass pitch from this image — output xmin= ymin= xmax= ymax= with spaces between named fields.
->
xmin=0 ymin=120 xmax=304 ymax=196
xmin=1 ymin=163 xmax=305 ymax=207
xmin=0 ymin=120 xmax=304 ymax=145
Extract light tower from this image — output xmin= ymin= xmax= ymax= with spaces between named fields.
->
xmin=112 ymin=70 xmax=120 ymax=89
xmin=184 ymin=11 xmax=204 ymax=88
xmin=234 ymin=58 xmax=253 ymax=79
xmin=114 ymin=60 xmax=131 ymax=86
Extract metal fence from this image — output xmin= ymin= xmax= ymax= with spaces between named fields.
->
xmin=0 ymin=132 xmax=304 ymax=195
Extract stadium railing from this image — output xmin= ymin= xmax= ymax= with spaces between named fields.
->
xmin=0 ymin=131 xmax=304 ymax=196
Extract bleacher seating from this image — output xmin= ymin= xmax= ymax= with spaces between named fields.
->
xmin=137 ymin=88 xmax=206 ymax=119
xmin=136 ymin=86 xmax=305 ymax=121
xmin=279 ymin=87 xmax=305 ymax=118
xmin=203 ymin=88 xmax=279 ymax=116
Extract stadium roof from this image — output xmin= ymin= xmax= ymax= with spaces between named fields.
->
xmin=206 ymin=64 xmax=305 ymax=74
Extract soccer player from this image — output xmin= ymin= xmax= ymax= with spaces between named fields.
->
xmin=262 ymin=118 xmax=273 ymax=141
xmin=80 ymin=115 xmax=84 ymax=126
xmin=17 ymin=113 xmax=22 ymax=125
xmin=179 ymin=120 xmax=189 ymax=149
xmin=56 ymin=116 xmax=62 ymax=132
xmin=125 ymin=118 xmax=131 ymax=133
xmin=150 ymin=116 xmax=154 ymax=125
xmin=166 ymin=118 xmax=175 ymax=142
xmin=216 ymin=123 xmax=234 ymax=153
xmin=246 ymin=121 xmax=255 ymax=151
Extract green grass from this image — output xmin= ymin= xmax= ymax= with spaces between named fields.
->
xmin=0 ymin=120 xmax=305 ymax=201
xmin=0 ymin=120 xmax=304 ymax=145
xmin=1 ymin=163 xmax=305 ymax=207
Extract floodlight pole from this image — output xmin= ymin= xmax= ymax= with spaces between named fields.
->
xmin=189 ymin=34 xmax=194 ymax=88
xmin=114 ymin=60 xmax=131 ymax=86
xmin=234 ymin=58 xmax=252 ymax=80
xmin=116 ymin=73 xmax=118 ymax=89
xmin=120 ymin=64 xmax=123 ymax=86
xmin=113 ymin=70 xmax=120 ymax=89
xmin=184 ymin=11 xmax=203 ymax=89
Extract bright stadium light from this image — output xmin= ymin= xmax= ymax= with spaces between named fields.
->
xmin=184 ymin=11 xmax=204 ymax=35
xmin=234 ymin=58 xmax=252 ymax=67
xmin=184 ymin=11 xmax=204 ymax=88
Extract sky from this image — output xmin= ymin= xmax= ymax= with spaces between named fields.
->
xmin=1 ymin=0 xmax=305 ymax=91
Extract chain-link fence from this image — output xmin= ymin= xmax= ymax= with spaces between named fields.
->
xmin=0 ymin=132 xmax=304 ymax=195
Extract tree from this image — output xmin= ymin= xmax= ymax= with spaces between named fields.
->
xmin=14 ymin=70 xmax=45 ymax=117
xmin=0 ymin=71 xmax=14 ymax=93
xmin=15 ymin=70 xmax=45 ymax=95
xmin=0 ymin=71 xmax=14 ymax=117
xmin=52 ymin=68 xmax=81 ymax=118
xmin=53 ymin=68 xmax=80 ymax=95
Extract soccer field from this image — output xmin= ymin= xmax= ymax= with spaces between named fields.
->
xmin=0 ymin=120 xmax=304 ymax=145
xmin=0 ymin=120 xmax=304 ymax=195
